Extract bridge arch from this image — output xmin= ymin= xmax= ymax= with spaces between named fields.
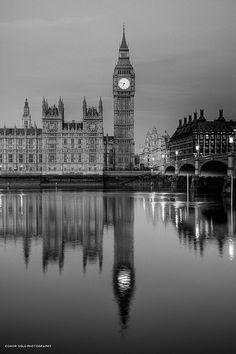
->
xmin=165 ymin=165 xmax=175 ymax=175
xmin=200 ymin=160 xmax=227 ymax=176
xmin=179 ymin=163 xmax=195 ymax=175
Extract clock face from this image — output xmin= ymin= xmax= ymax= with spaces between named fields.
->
xmin=118 ymin=78 xmax=130 ymax=90
xmin=89 ymin=123 xmax=96 ymax=132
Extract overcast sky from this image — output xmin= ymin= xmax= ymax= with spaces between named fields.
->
xmin=1 ymin=0 xmax=236 ymax=148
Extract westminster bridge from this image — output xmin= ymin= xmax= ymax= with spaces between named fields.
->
xmin=163 ymin=151 xmax=235 ymax=177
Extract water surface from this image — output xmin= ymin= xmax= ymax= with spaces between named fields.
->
xmin=0 ymin=191 xmax=235 ymax=354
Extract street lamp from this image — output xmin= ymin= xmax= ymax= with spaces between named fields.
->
xmin=175 ymin=150 xmax=178 ymax=160
xmin=196 ymin=145 xmax=200 ymax=156
xmin=229 ymin=136 xmax=234 ymax=208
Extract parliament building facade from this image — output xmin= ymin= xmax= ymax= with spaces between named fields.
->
xmin=0 ymin=28 xmax=135 ymax=175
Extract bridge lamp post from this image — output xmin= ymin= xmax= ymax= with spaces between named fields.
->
xmin=175 ymin=150 xmax=179 ymax=175
xmin=196 ymin=145 xmax=200 ymax=157
xmin=161 ymin=154 xmax=165 ymax=174
xmin=194 ymin=145 xmax=200 ymax=176
xmin=228 ymin=136 xmax=234 ymax=208
xmin=229 ymin=136 xmax=234 ymax=150
xmin=175 ymin=150 xmax=178 ymax=160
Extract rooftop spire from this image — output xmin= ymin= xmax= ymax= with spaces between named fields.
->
xmin=119 ymin=24 xmax=129 ymax=51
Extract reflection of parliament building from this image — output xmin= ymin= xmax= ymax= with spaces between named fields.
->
xmin=0 ymin=28 xmax=135 ymax=174
xmin=0 ymin=192 xmax=136 ymax=329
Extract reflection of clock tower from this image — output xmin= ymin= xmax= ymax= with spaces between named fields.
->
xmin=112 ymin=196 xmax=135 ymax=331
xmin=113 ymin=26 xmax=135 ymax=170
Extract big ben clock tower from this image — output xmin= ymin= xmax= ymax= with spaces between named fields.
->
xmin=113 ymin=26 xmax=135 ymax=170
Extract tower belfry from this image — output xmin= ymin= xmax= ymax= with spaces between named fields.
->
xmin=113 ymin=27 xmax=135 ymax=170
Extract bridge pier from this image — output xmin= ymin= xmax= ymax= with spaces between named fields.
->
xmin=175 ymin=161 xmax=178 ymax=175
xmin=227 ymin=151 xmax=234 ymax=177
xmin=195 ymin=158 xmax=199 ymax=176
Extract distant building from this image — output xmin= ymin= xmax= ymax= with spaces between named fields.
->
xmin=139 ymin=127 xmax=169 ymax=170
xmin=168 ymin=109 xmax=236 ymax=161
xmin=0 ymin=28 xmax=135 ymax=175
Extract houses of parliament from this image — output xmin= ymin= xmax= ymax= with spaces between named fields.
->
xmin=0 ymin=28 xmax=135 ymax=175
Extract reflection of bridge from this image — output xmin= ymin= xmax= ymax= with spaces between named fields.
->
xmin=164 ymin=152 xmax=234 ymax=177
xmin=142 ymin=193 xmax=236 ymax=259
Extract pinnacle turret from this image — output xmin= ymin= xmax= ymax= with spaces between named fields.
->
xmin=23 ymin=98 xmax=30 ymax=117
xmin=22 ymin=98 xmax=31 ymax=128
xmin=99 ymin=97 xmax=103 ymax=115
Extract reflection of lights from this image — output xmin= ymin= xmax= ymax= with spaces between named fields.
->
xmin=118 ymin=269 xmax=131 ymax=291
xmin=229 ymin=239 xmax=234 ymax=261
xmin=179 ymin=209 xmax=183 ymax=223
xmin=142 ymin=198 xmax=146 ymax=211
xmin=19 ymin=193 xmax=24 ymax=215
xmin=175 ymin=211 xmax=179 ymax=228
xmin=195 ymin=224 xmax=200 ymax=239
xmin=161 ymin=202 xmax=165 ymax=222
xmin=204 ymin=221 xmax=209 ymax=236
xmin=150 ymin=193 xmax=155 ymax=204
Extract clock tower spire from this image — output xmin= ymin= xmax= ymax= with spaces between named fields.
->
xmin=113 ymin=27 xmax=135 ymax=170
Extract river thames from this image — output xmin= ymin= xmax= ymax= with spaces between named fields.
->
xmin=0 ymin=190 xmax=236 ymax=353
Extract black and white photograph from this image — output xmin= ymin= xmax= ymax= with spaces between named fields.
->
xmin=1 ymin=1 xmax=236 ymax=353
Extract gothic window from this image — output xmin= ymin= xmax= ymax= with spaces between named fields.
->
xmin=78 ymin=138 xmax=82 ymax=147
xmin=19 ymin=154 xmax=23 ymax=163
xmin=18 ymin=139 xmax=23 ymax=147
xmin=48 ymin=154 xmax=55 ymax=163
xmin=28 ymin=139 xmax=33 ymax=148
xmin=0 ymin=154 xmax=2 ymax=163
xmin=78 ymin=153 xmax=81 ymax=162
xmin=71 ymin=154 xmax=74 ymax=163
xmin=29 ymin=154 xmax=34 ymax=163
xmin=71 ymin=139 xmax=74 ymax=148
xmin=64 ymin=154 xmax=67 ymax=163
xmin=48 ymin=143 xmax=56 ymax=149
xmin=64 ymin=139 xmax=67 ymax=146
xmin=8 ymin=154 xmax=13 ymax=163
xmin=89 ymin=154 xmax=95 ymax=163
xmin=8 ymin=139 xmax=13 ymax=147
xmin=39 ymin=154 xmax=42 ymax=163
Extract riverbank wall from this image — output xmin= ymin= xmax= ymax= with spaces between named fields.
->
xmin=0 ymin=172 xmax=234 ymax=197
